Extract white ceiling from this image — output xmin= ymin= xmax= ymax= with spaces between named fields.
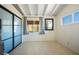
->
xmin=15 ymin=4 xmax=66 ymax=17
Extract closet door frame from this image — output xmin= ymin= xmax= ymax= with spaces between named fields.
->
xmin=0 ymin=5 xmax=22 ymax=53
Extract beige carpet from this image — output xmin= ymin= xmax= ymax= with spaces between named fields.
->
xmin=10 ymin=41 xmax=78 ymax=55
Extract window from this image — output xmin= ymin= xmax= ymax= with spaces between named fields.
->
xmin=63 ymin=15 xmax=72 ymax=25
xmin=62 ymin=10 xmax=79 ymax=25
xmin=27 ymin=20 xmax=39 ymax=32
xmin=74 ymin=11 xmax=79 ymax=23
xmin=45 ymin=18 xmax=54 ymax=30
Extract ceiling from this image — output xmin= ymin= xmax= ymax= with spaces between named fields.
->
xmin=13 ymin=4 xmax=66 ymax=17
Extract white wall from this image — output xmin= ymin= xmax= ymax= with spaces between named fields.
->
xmin=55 ymin=4 xmax=79 ymax=53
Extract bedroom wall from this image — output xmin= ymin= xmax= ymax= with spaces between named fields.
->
xmin=55 ymin=4 xmax=79 ymax=53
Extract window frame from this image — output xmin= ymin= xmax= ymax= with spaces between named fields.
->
xmin=27 ymin=20 xmax=40 ymax=33
xmin=45 ymin=18 xmax=54 ymax=30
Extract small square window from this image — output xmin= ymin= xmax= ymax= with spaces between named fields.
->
xmin=45 ymin=18 xmax=54 ymax=30
xmin=74 ymin=11 xmax=79 ymax=23
xmin=63 ymin=15 xmax=72 ymax=25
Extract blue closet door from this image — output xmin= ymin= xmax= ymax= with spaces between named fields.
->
xmin=4 ymin=38 xmax=13 ymax=53
xmin=14 ymin=26 xmax=21 ymax=36
xmin=0 ymin=8 xmax=12 ymax=25
xmin=14 ymin=16 xmax=21 ymax=26
xmin=0 ymin=6 xmax=22 ymax=53
xmin=0 ymin=7 xmax=13 ymax=53
xmin=14 ymin=36 xmax=21 ymax=48
xmin=2 ymin=26 xmax=12 ymax=40
xmin=14 ymin=16 xmax=22 ymax=48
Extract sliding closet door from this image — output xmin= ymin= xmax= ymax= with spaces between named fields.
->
xmin=14 ymin=16 xmax=22 ymax=48
xmin=0 ymin=8 xmax=13 ymax=53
